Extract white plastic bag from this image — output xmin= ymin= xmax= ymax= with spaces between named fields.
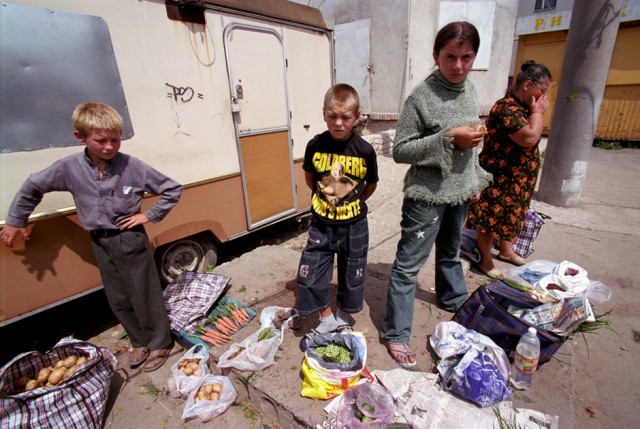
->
xmin=217 ymin=306 xmax=296 ymax=371
xmin=168 ymin=344 xmax=210 ymax=399
xmin=181 ymin=374 xmax=236 ymax=423
xmin=430 ymin=321 xmax=513 ymax=407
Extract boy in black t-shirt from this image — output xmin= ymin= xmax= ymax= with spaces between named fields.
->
xmin=296 ymin=84 xmax=379 ymax=345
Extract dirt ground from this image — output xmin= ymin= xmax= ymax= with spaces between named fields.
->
xmin=1 ymin=144 xmax=639 ymax=428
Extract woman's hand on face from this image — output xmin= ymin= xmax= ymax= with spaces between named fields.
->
xmin=452 ymin=126 xmax=484 ymax=149
xmin=530 ymin=93 xmax=550 ymax=115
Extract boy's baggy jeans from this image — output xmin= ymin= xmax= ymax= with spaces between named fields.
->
xmin=295 ymin=217 xmax=369 ymax=316
xmin=381 ymin=198 xmax=469 ymax=344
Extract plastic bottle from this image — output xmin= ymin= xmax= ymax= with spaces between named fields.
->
xmin=510 ymin=327 xmax=540 ymax=390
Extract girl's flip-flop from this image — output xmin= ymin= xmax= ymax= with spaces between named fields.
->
xmin=386 ymin=342 xmax=417 ymax=369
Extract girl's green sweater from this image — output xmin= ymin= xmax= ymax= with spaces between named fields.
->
xmin=394 ymin=70 xmax=492 ymax=205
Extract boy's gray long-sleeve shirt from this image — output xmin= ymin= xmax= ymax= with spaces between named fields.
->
xmin=6 ymin=150 xmax=182 ymax=230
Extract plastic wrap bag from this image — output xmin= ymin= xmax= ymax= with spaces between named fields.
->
xmin=506 ymin=260 xmax=612 ymax=303
xmin=336 ymin=382 xmax=395 ymax=428
xmin=181 ymin=374 xmax=236 ymax=423
xmin=167 ymin=344 xmax=210 ymax=399
xmin=217 ymin=306 xmax=296 ymax=371
xmin=430 ymin=321 xmax=512 ymax=407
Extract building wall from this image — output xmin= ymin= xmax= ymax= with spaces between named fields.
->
xmin=292 ymin=0 xmax=518 ymax=118
xmin=514 ymin=0 xmax=640 ymax=140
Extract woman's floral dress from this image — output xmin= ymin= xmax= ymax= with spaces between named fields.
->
xmin=466 ymin=91 xmax=541 ymax=241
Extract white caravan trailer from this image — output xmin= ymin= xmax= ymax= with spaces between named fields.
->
xmin=0 ymin=0 xmax=333 ymax=325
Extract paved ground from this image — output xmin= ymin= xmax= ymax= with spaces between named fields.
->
xmin=2 ymin=139 xmax=639 ymax=428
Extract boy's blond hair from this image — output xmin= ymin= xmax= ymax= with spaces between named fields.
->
xmin=323 ymin=84 xmax=361 ymax=114
xmin=72 ymin=102 xmax=123 ymax=138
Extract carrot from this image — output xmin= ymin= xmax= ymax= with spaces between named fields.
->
xmin=199 ymin=335 xmax=222 ymax=346
xmin=233 ymin=308 xmax=248 ymax=324
xmin=218 ymin=316 xmax=237 ymax=333
xmin=239 ymin=307 xmax=251 ymax=322
xmin=204 ymin=328 xmax=231 ymax=341
xmin=214 ymin=322 xmax=231 ymax=336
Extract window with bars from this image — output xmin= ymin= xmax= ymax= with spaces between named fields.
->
xmin=534 ymin=0 xmax=557 ymax=12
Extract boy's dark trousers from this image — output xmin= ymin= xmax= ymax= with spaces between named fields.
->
xmin=295 ymin=217 xmax=368 ymax=316
xmin=90 ymin=226 xmax=172 ymax=350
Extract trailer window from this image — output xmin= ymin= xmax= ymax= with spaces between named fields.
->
xmin=0 ymin=3 xmax=132 ymax=153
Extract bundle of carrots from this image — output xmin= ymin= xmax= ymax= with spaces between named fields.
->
xmin=195 ymin=300 xmax=254 ymax=346
xmin=192 ymin=325 xmax=231 ymax=346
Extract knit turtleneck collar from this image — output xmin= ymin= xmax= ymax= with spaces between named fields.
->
xmin=431 ymin=69 xmax=466 ymax=92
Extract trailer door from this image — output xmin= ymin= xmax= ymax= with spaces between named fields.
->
xmin=224 ymin=23 xmax=296 ymax=229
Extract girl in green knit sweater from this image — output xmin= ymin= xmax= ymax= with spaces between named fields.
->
xmin=381 ymin=21 xmax=491 ymax=368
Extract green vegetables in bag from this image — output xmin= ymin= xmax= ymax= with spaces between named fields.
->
xmin=352 ymin=402 xmax=376 ymax=423
xmin=314 ymin=342 xmax=351 ymax=363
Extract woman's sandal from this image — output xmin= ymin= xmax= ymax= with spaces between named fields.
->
xmin=496 ymin=253 xmax=527 ymax=267
xmin=142 ymin=345 xmax=173 ymax=372
xmin=128 ymin=347 xmax=150 ymax=368
xmin=386 ymin=342 xmax=417 ymax=369
xmin=474 ymin=263 xmax=505 ymax=279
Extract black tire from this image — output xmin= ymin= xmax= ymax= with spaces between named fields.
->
xmin=156 ymin=234 xmax=218 ymax=284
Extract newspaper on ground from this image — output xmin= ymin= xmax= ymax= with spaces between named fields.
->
xmin=518 ymin=297 xmax=595 ymax=336
xmin=318 ymin=369 xmax=559 ymax=429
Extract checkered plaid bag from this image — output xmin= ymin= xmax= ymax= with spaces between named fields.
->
xmin=452 ymin=281 xmax=564 ymax=365
xmin=513 ymin=207 xmax=549 ymax=258
xmin=0 ymin=338 xmax=117 ymax=429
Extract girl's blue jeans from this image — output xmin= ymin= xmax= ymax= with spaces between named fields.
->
xmin=381 ymin=198 xmax=469 ymax=344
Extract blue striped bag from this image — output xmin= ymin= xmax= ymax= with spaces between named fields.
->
xmin=0 ymin=338 xmax=117 ymax=429
xmin=452 ymin=280 xmax=564 ymax=365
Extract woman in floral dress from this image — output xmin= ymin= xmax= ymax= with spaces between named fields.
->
xmin=466 ymin=61 xmax=551 ymax=276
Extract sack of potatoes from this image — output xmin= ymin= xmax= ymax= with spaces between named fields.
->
xmin=13 ymin=354 xmax=88 ymax=392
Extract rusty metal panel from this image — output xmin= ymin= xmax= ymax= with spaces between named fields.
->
xmin=596 ymin=85 xmax=640 ymax=141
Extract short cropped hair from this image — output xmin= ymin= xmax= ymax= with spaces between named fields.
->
xmin=72 ymin=102 xmax=123 ymax=138
xmin=434 ymin=21 xmax=480 ymax=56
xmin=323 ymin=84 xmax=360 ymax=114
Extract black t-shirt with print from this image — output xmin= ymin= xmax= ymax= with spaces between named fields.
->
xmin=303 ymin=131 xmax=379 ymax=225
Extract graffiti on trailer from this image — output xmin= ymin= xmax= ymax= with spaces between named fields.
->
xmin=166 ymin=83 xmax=204 ymax=102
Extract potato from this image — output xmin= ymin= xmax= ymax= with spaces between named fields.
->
xmin=182 ymin=367 xmax=194 ymax=376
xmin=36 ymin=367 xmax=53 ymax=384
xmin=25 ymin=379 xmax=40 ymax=391
xmin=63 ymin=365 xmax=78 ymax=380
xmin=48 ymin=367 xmax=66 ymax=385
xmin=212 ymin=383 xmax=223 ymax=393
xmin=193 ymin=368 xmax=201 ymax=376
xmin=55 ymin=360 xmax=66 ymax=369
xmin=196 ymin=390 xmax=209 ymax=401
xmin=210 ymin=391 xmax=220 ymax=401
xmin=63 ymin=355 xmax=78 ymax=368
xmin=76 ymin=356 xmax=88 ymax=366
xmin=15 ymin=375 xmax=30 ymax=390
xmin=204 ymin=384 xmax=214 ymax=393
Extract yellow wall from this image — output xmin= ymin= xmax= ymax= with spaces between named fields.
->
xmin=515 ymin=25 xmax=640 ymax=141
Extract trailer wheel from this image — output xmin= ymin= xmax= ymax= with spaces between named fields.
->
xmin=157 ymin=235 xmax=218 ymax=284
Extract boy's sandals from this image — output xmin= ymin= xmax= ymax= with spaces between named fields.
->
xmin=142 ymin=344 xmax=173 ymax=372
xmin=335 ymin=324 xmax=353 ymax=334
xmin=128 ymin=347 xmax=150 ymax=368
xmin=386 ymin=342 xmax=417 ymax=369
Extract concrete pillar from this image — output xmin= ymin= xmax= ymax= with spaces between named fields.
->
xmin=537 ymin=0 xmax=624 ymax=207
